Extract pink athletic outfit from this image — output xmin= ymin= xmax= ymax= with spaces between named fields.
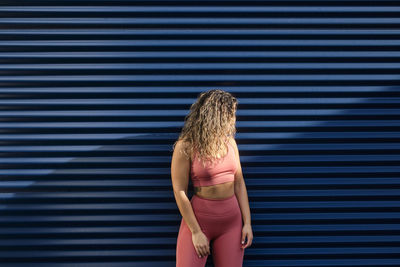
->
xmin=176 ymin=140 xmax=244 ymax=267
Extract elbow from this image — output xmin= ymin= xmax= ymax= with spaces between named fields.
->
xmin=234 ymin=179 xmax=243 ymax=193
xmin=234 ymin=174 xmax=244 ymax=187
xmin=174 ymin=189 xmax=188 ymax=200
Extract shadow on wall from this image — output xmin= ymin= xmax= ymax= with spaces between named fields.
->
xmin=1 ymin=85 xmax=400 ymax=266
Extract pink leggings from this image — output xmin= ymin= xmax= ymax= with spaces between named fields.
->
xmin=176 ymin=193 xmax=244 ymax=267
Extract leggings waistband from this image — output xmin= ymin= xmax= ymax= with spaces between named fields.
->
xmin=192 ymin=193 xmax=236 ymax=202
xmin=190 ymin=193 xmax=239 ymax=216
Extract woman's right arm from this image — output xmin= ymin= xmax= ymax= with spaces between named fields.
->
xmin=170 ymin=140 xmax=202 ymax=234
xmin=171 ymin=140 xmax=211 ymax=258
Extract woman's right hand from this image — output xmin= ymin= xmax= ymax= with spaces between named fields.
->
xmin=192 ymin=231 xmax=210 ymax=258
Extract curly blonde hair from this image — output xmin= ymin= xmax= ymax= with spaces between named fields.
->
xmin=172 ymin=89 xmax=238 ymax=168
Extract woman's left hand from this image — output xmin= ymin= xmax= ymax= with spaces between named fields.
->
xmin=241 ymin=224 xmax=253 ymax=249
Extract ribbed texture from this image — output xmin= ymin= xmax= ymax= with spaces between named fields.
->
xmin=0 ymin=1 xmax=399 ymax=266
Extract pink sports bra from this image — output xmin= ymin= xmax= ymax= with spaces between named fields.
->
xmin=190 ymin=140 xmax=237 ymax=187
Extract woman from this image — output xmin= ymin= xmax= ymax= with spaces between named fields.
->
xmin=171 ymin=89 xmax=253 ymax=267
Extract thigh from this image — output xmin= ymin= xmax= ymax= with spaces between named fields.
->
xmin=176 ymin=217 xmax=209 ymax=267
xmin=211 ymin=209 xmax=244 ymax=267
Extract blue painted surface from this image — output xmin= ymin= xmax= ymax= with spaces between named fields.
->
xmin=0 ymin=1 xmax=400 ymax=266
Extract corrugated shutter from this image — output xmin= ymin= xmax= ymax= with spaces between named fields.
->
xmin=1 ymin=1 xmax=400 ymax=266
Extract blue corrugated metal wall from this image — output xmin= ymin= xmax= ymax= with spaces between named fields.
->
xmin=1 ymin=1 xmax=400 ymax=266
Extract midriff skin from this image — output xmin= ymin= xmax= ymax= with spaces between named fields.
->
xmin=194 ymin=181 xmax=234 ymax=199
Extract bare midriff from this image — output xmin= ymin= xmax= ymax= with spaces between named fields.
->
xmin=193 ymin=180 xmax=235 ymax=200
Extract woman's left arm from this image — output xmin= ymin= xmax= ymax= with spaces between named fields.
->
xmin=230 ymin=138 xmax=253 ymax=249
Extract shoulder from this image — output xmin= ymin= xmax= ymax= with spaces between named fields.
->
xmin=173 ymin=139 xmax=192 ymax=161
xmin=227 ymin=136 xmax=238 ymax=150
xmin=227 ymin=136 xmax=241 ymax=166
xmin=175 ymin=139 xmax=191 ymax=149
